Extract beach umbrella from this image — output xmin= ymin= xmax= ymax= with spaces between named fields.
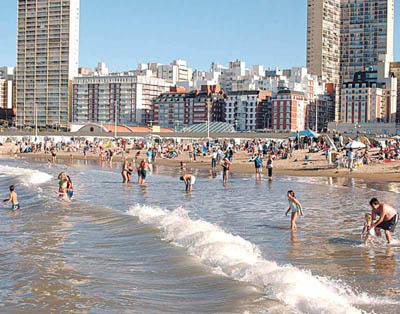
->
xmin=345 ymin=141 xmax=366 ymax=149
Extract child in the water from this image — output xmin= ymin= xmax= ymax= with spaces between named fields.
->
xmin=361 ymin=213 xmax=375 ymax=244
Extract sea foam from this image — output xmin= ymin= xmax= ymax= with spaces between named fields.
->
xmin=0 ymin=165 xmax=52 ymax=185
xmin=128 ymin=204 xmax=395 ymax=314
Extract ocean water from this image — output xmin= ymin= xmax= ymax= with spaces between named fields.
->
xmin=0 ymin=157 xmax=399 ymax=313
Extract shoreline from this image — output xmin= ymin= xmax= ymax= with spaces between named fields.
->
xmin=5 ymin=150 xmax=400 ymax=183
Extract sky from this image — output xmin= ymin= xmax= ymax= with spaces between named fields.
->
xmin=0 ymin=0 xmax=399 ymax=72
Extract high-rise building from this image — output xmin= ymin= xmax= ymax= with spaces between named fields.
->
xmin=15 ymin=0 xmax=80 ymax=128
xmin=390 ymin=62 xmax=400 ymax=130
xmin=306 ymin=0 xmax=341 ymax=85
xmin=307 ymin=0 xmax=395 ymax=122
xmin=341 ymin=0 xmax=395 ymax=82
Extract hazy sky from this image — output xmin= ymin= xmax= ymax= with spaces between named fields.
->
xmin=0 ymin=0 xmax=399 ymax=71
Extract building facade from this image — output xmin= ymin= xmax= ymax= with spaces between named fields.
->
xmin=390 ymin=62 xmax=400 ymax=130
xmin=152 ymin=85 xmax=224 ymax=129
xmin=225 ymin=90 xmax=271 ymax=131
xmin=15 ymin=0 xmax=80 ymax=128
xmin=340 ymin=71 xmax=386 ymax=124
xmin=72 ymin=74 xmax=171 ymax=125
xmin=307 ymin=0 xmax=395 ymax=121
xmin=306 ymin=0 xmax=341 ymax=84
xmin=271 ymin=89 xmax=307 ymax=131
xmin=306 ymin=93 xmax=335 ymax=131
xmin=340 ymin=0 xmax=395 ymax=82
xmin=0 ymin=67 xmax=14 ymax=109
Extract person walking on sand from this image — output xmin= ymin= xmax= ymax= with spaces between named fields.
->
xmin=180 ymin=173 xmax=196 ymax=192
xmin=3 ymin=185 xmax=20 ymax=210
xmin=369 ymin=198 xmax=398 ymax=244
xmin=285 ymin=190 xmax=303 ymax=230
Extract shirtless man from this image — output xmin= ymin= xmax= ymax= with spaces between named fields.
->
xmin=369 ymin=198 xmax=399 ymax=244
xmin=180 ymin=174 xmax=196 ymax=192
xmin=3 ymin=185 xmax=20 ymax=210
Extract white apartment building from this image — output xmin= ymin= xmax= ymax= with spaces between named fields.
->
xmin=0 ymin=67 xmax=14 ymax=109
xmin=15 ymin=0 xmax=80 ymax=128
xmin=72 ymin=73 xmax=171 ymax=125
xmin=224 ymin=90 xmax=270 ymax=131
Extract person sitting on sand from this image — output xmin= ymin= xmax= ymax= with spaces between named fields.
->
xmin=369 ymin=198 xmax=398 ymax=244
xmin=180 ymin=173 xmax=196 ymax=192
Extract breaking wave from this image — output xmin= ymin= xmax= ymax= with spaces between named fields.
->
xmin=128 ymin=204 xmax=395 ymax=314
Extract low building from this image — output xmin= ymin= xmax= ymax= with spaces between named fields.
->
xmin=152 ymin=85 xmax=225 ymax=130
xmin=306 ymin=93 xmax=335 ymax=132
xmin=340 ymin=70 xmax=390 ymax=124
xmin=271 ymin=89 xmax=307 ymax=131
xmin=72 ymin=73 xmax=171 ymax=125
xmin=225 ymin=90 xmax=271 ymax=131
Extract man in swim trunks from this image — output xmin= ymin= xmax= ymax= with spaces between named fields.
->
xmin=3 ymin=185 xmax=20 ymax=210
xmin=180 ymin=174 xmax=196 ymax=192
xmin=369 ymin=198 xmax=398 ymax=244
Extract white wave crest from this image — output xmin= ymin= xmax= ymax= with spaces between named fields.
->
xmin=128 ymin=204 xmax=395 ymax=314
xmin=0 ymin=165 xmax=52 ymax=185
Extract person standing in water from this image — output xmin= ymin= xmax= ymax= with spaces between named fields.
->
xmin=58 ymin=172 xmax=69 ymax=201
xmin=66 ymin=175 xmax=74 ymax=199
xmin=138 ymin=159 xmax=149 ymax=186
xmin=3 ymin=185 xmax=20 ymax=210
xmin=267 ymin=155 xmax=273 ymax=181
xmin=221 ymin=157 xmax=232 ymax=184
xmin=121 ymin=157 xmax=129 ymax=183
xmin=254 ymin=153 xmax=263 ymax=180
xmin=369 ymin=198 xmax=398 ymax=244
xmin=285 ymin=190 xmax=303 ymax=230
xmin=180 ymin=173 xmax=196 ymax=192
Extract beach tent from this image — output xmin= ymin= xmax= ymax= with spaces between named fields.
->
xmin=289 ymin=129 xmax=319 ymax=138
xmin=345 ymin=141 xmax=366 ymax=149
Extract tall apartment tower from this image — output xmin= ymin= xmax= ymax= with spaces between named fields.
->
xmin=306 ymin=0 xmax=341 ymax=85
xmin=16 ymin=0 xmax=80 ymax=128
xmin=307 ymin=0 xmax=395 ymax=121
xmin=341 ymin=0 xmax=395 ymax=82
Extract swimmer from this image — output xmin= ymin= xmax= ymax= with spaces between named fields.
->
xmin=180 ymin=174 xmax=196 ymax=192
xmin=369 ymin=198 xmax=398 ymax=244
xmin=3 ymin=185 xmax=20 ymax=210
xmin=285 ymin=190 xmax=303 ymax=230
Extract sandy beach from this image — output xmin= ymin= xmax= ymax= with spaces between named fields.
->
xmin=1 ymin=142 xmax=399 ymax=182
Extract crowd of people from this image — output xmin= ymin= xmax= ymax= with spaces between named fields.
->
xmin=2 ymin=133 xmax=399 ymax=243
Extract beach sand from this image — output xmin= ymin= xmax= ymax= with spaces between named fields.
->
xmin=1 ymin=142 xmax=399 ymax=182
